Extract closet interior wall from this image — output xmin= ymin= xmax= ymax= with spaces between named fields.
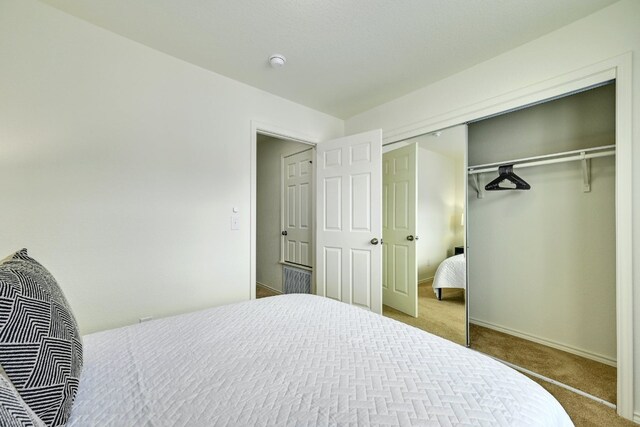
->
xmin=467 ymin=83 xmax=616 ymax=365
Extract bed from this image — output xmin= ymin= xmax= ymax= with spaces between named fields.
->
xmin=433 ymin=254 xmax=466 ymax=300
xmin=0 ymin=250 xmax=572 ymax=426
xmin=68 ymin=295 xmax=571 ymax=426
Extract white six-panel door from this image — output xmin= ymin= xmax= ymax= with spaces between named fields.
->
xmin=382 ymin=143 xmax=418 ymax=317
xmin=282 ymin=149 xmax=313 ymax=267
xmin=316 ymin=130 xmax=382 ymax=313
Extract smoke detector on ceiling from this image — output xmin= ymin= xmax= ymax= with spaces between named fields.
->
xmin=269 ymin=54 xmax=286 ymax=68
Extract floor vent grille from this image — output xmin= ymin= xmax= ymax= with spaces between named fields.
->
xmin=283 ymin=266 xmax=311 ymax=294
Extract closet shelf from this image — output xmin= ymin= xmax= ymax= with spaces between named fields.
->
xmin=467 ymin=144 xmax=615 ymax=175
xmin=468 ymin=144 xmax=615 ymax=198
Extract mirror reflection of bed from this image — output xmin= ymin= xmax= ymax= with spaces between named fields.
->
xmin=381 ymin=125 xmax=467 ymax=346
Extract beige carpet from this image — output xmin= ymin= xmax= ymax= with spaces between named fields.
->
xmin=256 ymin=284 xmax=279 ymax=299
xmin=470 ymin=325 xmax=628 ymax=425
xmin=383 ymin=281 xmax=466 ymax=345
xmin=383 ymin=281 xmax=627 ymax=425
xmin=470 ymin=324 xmax=617 ymax=404
xmin=527 ymin=376 xmax=634 ymax=427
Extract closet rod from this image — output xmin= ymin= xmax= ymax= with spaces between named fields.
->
xmin=468 ymin=145 xmax=615 ymax=175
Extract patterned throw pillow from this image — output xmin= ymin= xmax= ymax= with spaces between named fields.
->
xmin=0 ymin=249 xmax=82 ymax=427
xmin=0 ymin=370 xmax=45 ymax=427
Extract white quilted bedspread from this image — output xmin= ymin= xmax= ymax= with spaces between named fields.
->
xmin=433 ymin=254 xmax=466 ymax=291
xmin=68 ymin=295 xmax=573 ymax=426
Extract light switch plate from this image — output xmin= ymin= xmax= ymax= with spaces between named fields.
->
xmin=231 ymin=216 xmax=240 ymax=230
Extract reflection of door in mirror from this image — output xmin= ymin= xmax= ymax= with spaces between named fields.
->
xmin=382 ymin=143 xmax=418 ymax=318
xmin=382 ymin=125 xmax=467 ymax=346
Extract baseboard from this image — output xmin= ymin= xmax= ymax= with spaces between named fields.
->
xmin=256 ymin=282 xmax=282 ymax=294
xmin=633 ymin=411 xmax=640 ymax=424
xmin=469 ymin=318 xmax=617 ymax=367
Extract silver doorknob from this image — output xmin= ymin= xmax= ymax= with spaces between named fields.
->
xmin=281 ymin=231 xmax=288 ymax=236
xmin=407 ymin=235 xmax=414 ymax=241
xmin=370 ymin=238 xmax=379 ymax=245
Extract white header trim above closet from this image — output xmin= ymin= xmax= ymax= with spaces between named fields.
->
xmin=465 ymin=79 xmax=615 ymax=125
xmin=382 ymin=66 xmax=615 ymax=145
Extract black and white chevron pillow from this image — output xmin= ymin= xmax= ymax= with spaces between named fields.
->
xmin=0 ymin=371 xmax=44 ymax=427
xmin=0 ymin=249 xmax=82 ymax=427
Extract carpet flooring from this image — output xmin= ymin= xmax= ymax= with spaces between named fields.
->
xmin=383 ymin=282 xmax=466 ymax=345
xmin=469 ymin=323 xmax=617 ymax=404
xmin=527 ymin=375 xmax=635 ymax=427
xmin=256 ymin=284 xmax=279 ymax=299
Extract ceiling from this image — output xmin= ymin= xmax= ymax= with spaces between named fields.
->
xmin=40 ymin=0 xmax=618 ymax=119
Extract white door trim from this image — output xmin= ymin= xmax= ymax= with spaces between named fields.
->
xmin=250 ymin=121 xmax=318 ymax=300
xmin=382 ymin=52 xmax=633 ymax=420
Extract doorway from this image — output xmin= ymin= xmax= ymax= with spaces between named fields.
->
xmin=250 ymin=125 xmax=384 ymax=311
xmin=255 ymin=133 xmax=314 ymax=298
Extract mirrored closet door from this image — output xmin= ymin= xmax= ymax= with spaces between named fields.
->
xmin=381 ymin=125 xmax=468 ymax=346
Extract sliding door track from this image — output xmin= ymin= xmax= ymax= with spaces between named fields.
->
xmin=473 ymin=350 xmax=616 ymax=410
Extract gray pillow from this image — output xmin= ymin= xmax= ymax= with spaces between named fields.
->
xmin=0 ymin=249 xmax=82 ymax=427
xmin=0 ymin=368 xmax=45 ymax=427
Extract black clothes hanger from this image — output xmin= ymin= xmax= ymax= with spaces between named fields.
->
xmin=484 ymin=165 xmax=531 ymax=191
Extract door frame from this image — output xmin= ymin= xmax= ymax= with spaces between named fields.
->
xmin=381 ymin=53 xmax=633 ymax=419
xmin=250 ymin=121 xmax=317 ymax=300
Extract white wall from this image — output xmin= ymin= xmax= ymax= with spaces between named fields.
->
xmin=416 ymin=147 xmax=459 ymax=281
xmin=0 ymin=0 xmax=343 ymax=334
xmin=467 ymin=84 xmax=616 ymax=364
xmin=345 ymin=0 xmax=640 ymax=414
xmin=453 ymin=157 xmax=465 ymax=246
xmin=256 ymin=136 xmax=310 ymax=292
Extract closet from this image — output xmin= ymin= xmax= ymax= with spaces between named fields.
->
xmin=466 ymin=82 xmax=616 ymax=403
